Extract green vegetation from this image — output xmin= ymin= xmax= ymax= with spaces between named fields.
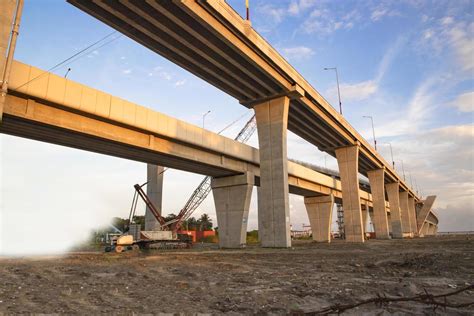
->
xmin=246 ymin=230 xmax=259 ymax=244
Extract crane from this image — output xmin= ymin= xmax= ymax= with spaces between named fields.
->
xmin=175 ymin=114 xmax=257 ymax=230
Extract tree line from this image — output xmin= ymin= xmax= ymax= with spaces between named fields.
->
xmin=111 ymin=213 xmax=213 ymax=232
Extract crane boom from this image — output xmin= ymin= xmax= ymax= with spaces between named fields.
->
xmin=176 ymin=115 xmax=257 ymax=228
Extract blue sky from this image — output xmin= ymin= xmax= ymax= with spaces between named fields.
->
xmin=1 ymin=0 xmax=473 ymax=254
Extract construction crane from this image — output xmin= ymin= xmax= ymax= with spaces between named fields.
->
xmin=174 ymin=114 xmax=257 ymax=230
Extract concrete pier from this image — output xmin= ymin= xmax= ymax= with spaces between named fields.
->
xmin=335 ymin=145 xmax=364 ymax=242
xmin=399 ymin=191 xmax=411 ymax=235
xmin=408 ymin=197 xmax=417 ymax=236
xmin=211 ymin=173 xmax=254 ymax=248
xmin=145 ymin=164 xmax=164 ymax=231
xmin=386 ymin=182 xmax=403 ymax=238
xmin=304 ymin=195 xmax=334 ymax=242
xmin=361 ymin=202 xmax=369 ymax=234
xmin=254 ymin=96 xmax=291 ymax=248
xmin=416 ymin=196 xmax=437 ymax=234
xmin=367 ymin=169 xmax=390 ymax=239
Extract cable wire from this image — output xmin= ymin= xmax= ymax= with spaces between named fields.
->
xmin=13 ymin=31 xmax=121 ymax=90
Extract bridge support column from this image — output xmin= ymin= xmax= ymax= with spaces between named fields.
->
xmin=361 ymin=202 xmax=369 ymax=234
xmin=416 ymin=196 xmax=436 ymax=235
xmin=254 ymin=96 xmax=291 ymax=248
xmin=304 ymin=195 xmax=334 ymax=243
xmin=335 ymin=145 xmax=364 ymax=242
xmin=211 ymin=173 xmax=254 ymax=248
xmin=399 ymin=191 xmax=411 ymax=236
xmin=367 ymin=169 xmax=390 ymax=239
xmin=145 ymin=164 xmax=164 ymax=231
xmin=386 ymin=182 xmax=403 ymax=238
xmin=408 ymin=197 xmax=417 ymax=236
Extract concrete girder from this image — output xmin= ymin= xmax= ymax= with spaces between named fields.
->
xmin=304 ymin=195 xmax=334 ymax=243
xmin=211 ymin=173 xmax=254 ymax=248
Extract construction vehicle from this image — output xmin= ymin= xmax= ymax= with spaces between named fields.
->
xmin=106 ymin=114 xmax=257 ymax=253
xmin=105 ymin=182 xmax=193 ymax=253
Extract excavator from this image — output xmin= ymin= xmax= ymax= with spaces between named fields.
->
xmin=106 ymin=114 xmax=257 ymax=253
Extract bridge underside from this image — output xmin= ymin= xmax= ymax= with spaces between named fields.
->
xmin=67 ymin=0 xmax=386 ymax=177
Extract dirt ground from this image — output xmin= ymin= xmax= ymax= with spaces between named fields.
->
xmin=0 ymin=235 xmax=473 ymax=315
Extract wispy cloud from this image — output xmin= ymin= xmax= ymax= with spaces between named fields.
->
xmin=122 ymin=68 xmax=132 ymax=75
xmin=376 ymin=76 xmax=443 ymax=137
xmin=281 ymin=46 xmax=315 ymax=61
xmin=420 ymin=17 xmax=474 ymax=72
xmin=449 ymin=91 xmax=474 ymax=113
xmin=327 ymin=36 xmax=405 ymax=102
xmin=288 ymin=0 xmax=317 ymax=16
xmin=174 ymin=79 xmax=186 ymax=87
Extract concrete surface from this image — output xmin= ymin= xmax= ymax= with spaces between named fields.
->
xmin=304 ymin=195 xmax=334 ymax=242
xmin=254 ymin=96 xmax=291 ymax=248
xmin=335 ymin=146 xmax=364 ymax=242
xmin=211 ymin=173 xmax=254 ymax=248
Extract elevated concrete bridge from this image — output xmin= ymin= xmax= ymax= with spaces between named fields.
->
xmin=0 ymin=0 xmax=438 ymax=248
xmin=65 ymin=0 xmax=438 ymax=245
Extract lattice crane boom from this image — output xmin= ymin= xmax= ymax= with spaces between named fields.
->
xmin=176 ymin=114 xmax=256 ymax=228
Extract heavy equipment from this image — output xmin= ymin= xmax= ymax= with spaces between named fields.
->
xmin=107 ymin=114 xmax=257 ymax=253
xmin=106 ymin=182 xmax=192 ymax=253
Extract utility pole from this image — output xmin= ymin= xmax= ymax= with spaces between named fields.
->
xmin=324 ymin=67 xmax=342 ymax=115
xmin=384 ymin=142 xmax=395 ymax=169
xmin=400 ymin=160 xmax=406 ymax=181
xmin=363 ymin=115 xmax=377 ymax=150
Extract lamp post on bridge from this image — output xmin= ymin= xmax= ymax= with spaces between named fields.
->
xmin=323 ymin=67 xmax=342 ymax=115
xmin=384 ymin=142 xmax=395 ymax=170
xmin=202 ymin=110 xmax=211 ymax=129
xmin=399 ymin=160 xmax=406 ymax=181
xmin=362 ymin=115 xmax=377 ymax=151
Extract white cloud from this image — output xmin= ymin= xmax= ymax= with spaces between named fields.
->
xmin=339 ymin=80 xmax=378 ymax=101
xmin=288 ymin=0 xmax=317 ymax=16
xmin=326 ymin=36 xmax=404 ymax=102
xmin=174 ymin=79 xmax=186 ymax=87
xmin=449 ymin=91 xmax=474 ymax=112
xmin=447 ymin=22 xmax=474 ymax=72
xmin=257 ymin=4 xmax=286 ymax=24
xmin=440 ymin=16 xmax=454 ymax=26
xmin=371 ymin=9 xmax=388 ymax=21
xmin=122 ymin=69 xmax=132 ymax=74
xmin=420 ymin=18 xmax=474 ymax=72
xmin=387 ymin=124 xmax=474 ymax=229
xmin=376 ymin=76 xmax=441 ymax=137
xmin=370 ymin=3 xmax=400 ymax=22
xmin=281 ymin=46 xmax=314 ymax=61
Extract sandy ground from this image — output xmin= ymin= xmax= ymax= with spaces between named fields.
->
xmin=0 ymin=235 xmax=473 ymax=315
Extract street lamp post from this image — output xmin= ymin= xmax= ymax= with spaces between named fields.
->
xmin=400 ymin=160 xmax=406 ymax=181
xmin=362 ymin=115 xmax=377 ymax=150
xmin=323 ymin=67 xmax=342 ymax=115
xmin=202 ymin=110 xmax=211 ymax=129
xmin=384 ymin=142 xmax=395 ymax=170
